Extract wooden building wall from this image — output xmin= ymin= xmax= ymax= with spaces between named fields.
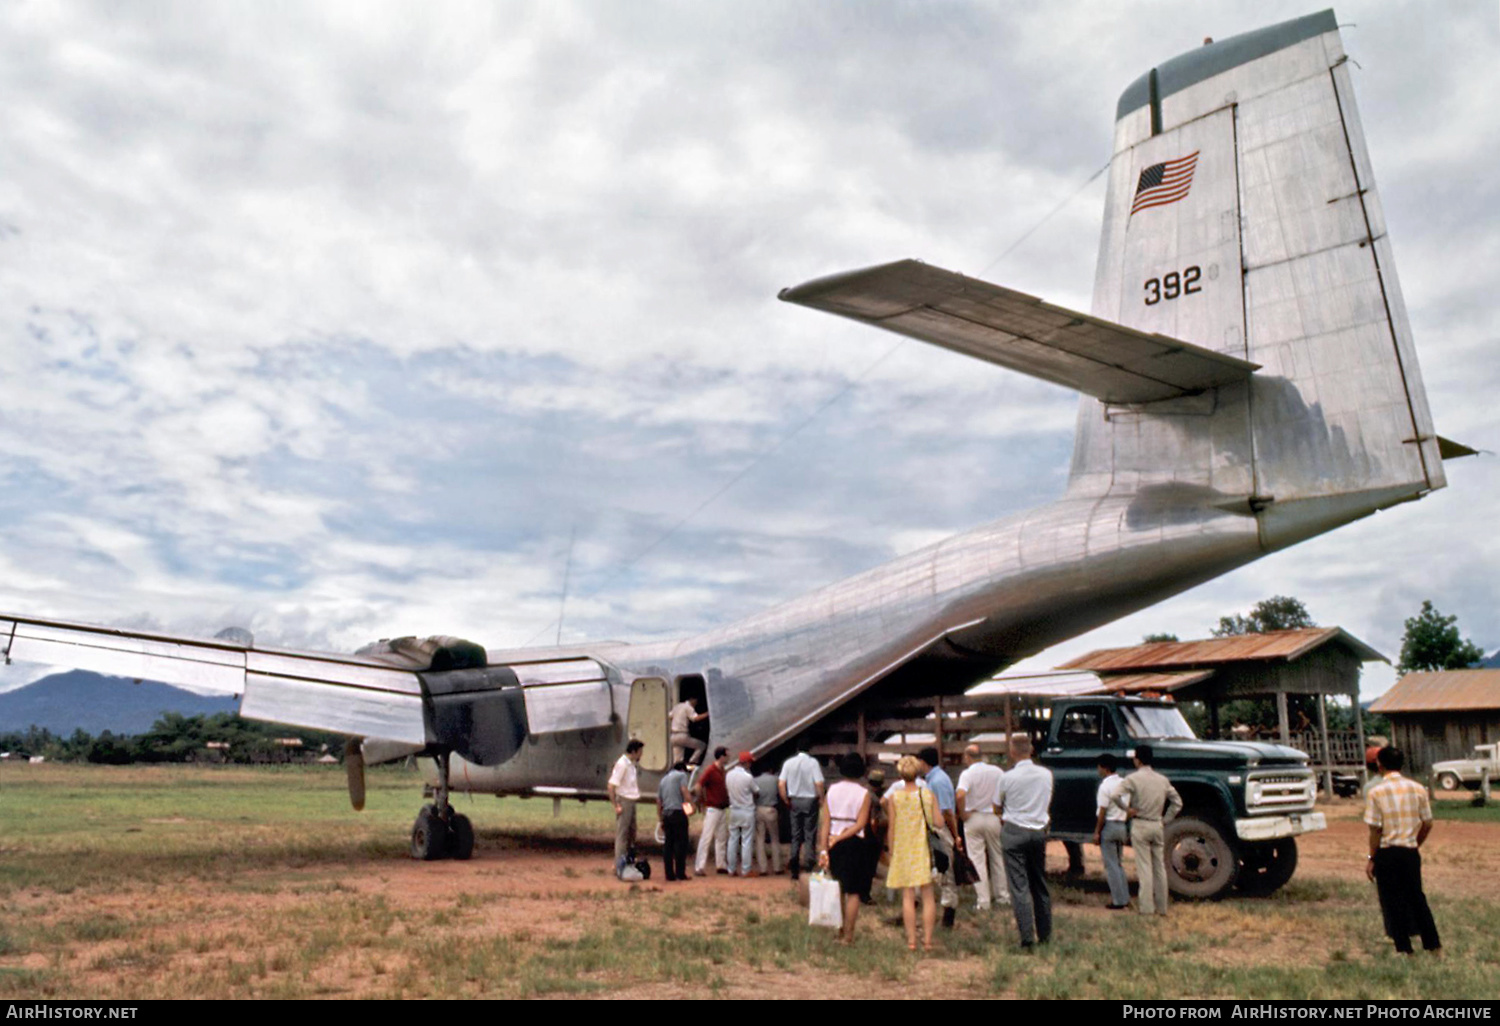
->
xmin=1206 ymin=646 xmax=1364 ymax=699
xmin=1388 ymin=712 xmax=1500 ymax=775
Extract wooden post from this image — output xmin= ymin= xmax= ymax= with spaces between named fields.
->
xmin=857 ymin=708 xmax=867 ymax=763
xmin=1003 ymin=694 xmax=1014 ymax=764
xmin=1276 ymin=692 xmax=1290 ymax=744
xmin=1317 ymin=692 xmax=1332 ymax=801
xmin=1353 ymin=683 xmax=1368 ymax=787
xmin=934 ymin=694 xmax=945 ymax=764
xmin=1208 ymin=698 xmax=1221 ymax=740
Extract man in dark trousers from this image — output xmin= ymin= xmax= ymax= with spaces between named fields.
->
xmin=1364 ymin=746 xmax=1442 ymax=955
xmin=658 ymin=759 xmax=693 ymax=882
xmin=994 ymin=736 xmax=1053 ymax=949
xmin=778 ymin=737 xmax=825 ymax=880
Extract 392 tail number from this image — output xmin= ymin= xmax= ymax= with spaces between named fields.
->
xmin=1144 ymin=266 xmax=1201 ymax=305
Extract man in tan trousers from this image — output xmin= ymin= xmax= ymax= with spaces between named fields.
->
xmin=1117 ymin=743 xmax=1182 ymax=916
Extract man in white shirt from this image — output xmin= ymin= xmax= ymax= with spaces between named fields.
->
xmin=778 ymin=739 xmax=826 ymax=880
xmin=1091 ymin=753 xmax=1131 ymax=910
xmin=669 ymin=696 xmax=708 ymax=767
xmin=608 ymin=739 xmax=644 ymax=873
xmin=994 ymin=736 xmax=1053 ymax=948
xmin=725 ymin=752 xmax=760 ymax=877
xmin=956 ymin=743 xmax=1009 ymax=911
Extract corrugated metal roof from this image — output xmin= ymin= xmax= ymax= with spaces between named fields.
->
xmin=973 ymin=671 xmax=1105 ymax=698
xmin=1368 ymin=670 xmax=1500 ymax=713
xmin=1098 ymin=670 xmax=1214 ymax=694
xmin=1057 ymin=627 xmax=1386 ymax=672
xmin=978 ymin=669 xmax=1211 ymax=698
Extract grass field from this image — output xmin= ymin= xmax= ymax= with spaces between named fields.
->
xmin=1 ymin=762 xmax=1496 ymax=1000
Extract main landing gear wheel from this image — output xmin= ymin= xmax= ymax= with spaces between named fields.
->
xmin=411 ymin=804 xmax=450 ymax=861
xmin=448 ymin=812 xmax=475 ymax=860
xmin=1236 ymin=838 xmax=1298 ymax=895
xmin=1166 ymin=816 xmax=1238 ymax=899
xmin=409 ymin=751 xmax=473 ymax=861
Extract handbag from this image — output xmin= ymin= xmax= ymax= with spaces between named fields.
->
xmin=917 ymin=787 xmax=950 ymax=875
xmin=807 ymin=872 xmax=843 ymax=929
xmin=951 ymin=840 xmax=981 ymax=887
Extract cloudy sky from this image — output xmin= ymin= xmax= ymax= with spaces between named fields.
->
xmin=1 ymin=0 xmax=1495 ymax=701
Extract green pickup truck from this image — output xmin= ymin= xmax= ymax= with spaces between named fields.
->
xmin=1033 ymin=696 xmax=1326 ymax=898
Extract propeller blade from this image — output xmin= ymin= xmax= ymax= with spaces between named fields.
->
xmin=346 ymin=738 xmax=366 ymax=812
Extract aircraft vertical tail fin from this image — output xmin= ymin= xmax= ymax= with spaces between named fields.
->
xmin=1074 ymin=10 xmax=1444 ymax=548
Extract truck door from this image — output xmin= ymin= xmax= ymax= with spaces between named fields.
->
xmin=1043 ymin=704 xmax=1120 ymax=835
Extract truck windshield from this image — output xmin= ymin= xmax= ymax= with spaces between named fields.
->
xmin=1120 ymin=706 xmax=1196 ymax=740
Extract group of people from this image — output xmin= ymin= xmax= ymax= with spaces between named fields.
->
xmin=610 ymin=731 xmax=1444 ymax=957
xmin=1091 ymin=745 xmax=1182 ymax=916
xmin=679 ymin=739 xmax=828 ymax=881
xmin=610 ymin=732 xmax=1063 ymax=951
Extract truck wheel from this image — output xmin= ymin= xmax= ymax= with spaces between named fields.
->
xmin=1236 ymin=838 xmax=1298 ymax=895
xmin=1437 ymin=772 xmax=1461 ymax=791
xmin=1165 ymin=816 xmax=1238 ymax=899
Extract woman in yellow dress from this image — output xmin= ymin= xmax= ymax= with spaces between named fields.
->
xmin=882 ymin=754 xmax=939 ymax=951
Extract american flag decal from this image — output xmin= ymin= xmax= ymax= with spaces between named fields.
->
xmin=1130 ymin=151 xmax=1200 ymax=216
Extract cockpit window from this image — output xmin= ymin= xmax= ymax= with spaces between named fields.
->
xmin=1121 ymin=705 xmax=1196 ymax=740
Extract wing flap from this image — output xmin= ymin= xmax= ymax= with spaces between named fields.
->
xmin=779 ymin=259 xmax=1258 ymax=404
xmin=241 ymin=673 xmax=427 ymax=745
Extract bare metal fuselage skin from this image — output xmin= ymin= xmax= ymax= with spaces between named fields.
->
xmin=451 ymin=12 xmax=1444 ymax=797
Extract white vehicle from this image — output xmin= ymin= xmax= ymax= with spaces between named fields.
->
xmin=1432 ymin=744 xmax=1500 ymax=791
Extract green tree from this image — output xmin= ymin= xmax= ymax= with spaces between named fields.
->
xmin=1397 ymin=600 xmax=1484 ymax=675
xmin=86 ymin=730 xmax=133 ymax=765
xmin=1143 ymin=632 xmax=1179 ymax=643
xmin=1212 ymin=595 xmax=1315 ymax=637
xmin=1199 ymin=596 xmax=1318 ymax=738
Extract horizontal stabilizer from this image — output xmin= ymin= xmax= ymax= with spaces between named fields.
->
xmin=779 ymin=259 xmax=1258 ymax=404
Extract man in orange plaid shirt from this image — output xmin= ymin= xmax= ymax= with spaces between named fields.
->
xmin=1364 ymin=747 xmax=1442 ymax=955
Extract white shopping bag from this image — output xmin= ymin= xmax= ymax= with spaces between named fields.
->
xmin=807 ymin=873 xmax=843 ymax=930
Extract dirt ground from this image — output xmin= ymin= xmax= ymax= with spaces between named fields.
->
xmin=6 ymin=794 xmax=1495 ymax=999
xmin=314 ymin=796 xmax=1500 ymax=911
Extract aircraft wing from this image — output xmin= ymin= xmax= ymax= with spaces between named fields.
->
xmin=1 ymin=613 xmax=428 ymax=746
xmin=779 ymin=259 xmax=1258 ymax=404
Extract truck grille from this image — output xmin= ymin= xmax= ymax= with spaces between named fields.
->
xmin=1246 ymin=771 xmax=1315 ymax=814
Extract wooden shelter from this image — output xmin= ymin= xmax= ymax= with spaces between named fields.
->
xmin=1051 ymin=627 xmax=1387 ymax=793
xmin=802 ymin=629 xmax=1386 ymax=796
xmin=1368 ymin=670 xmax=1500 ymax=775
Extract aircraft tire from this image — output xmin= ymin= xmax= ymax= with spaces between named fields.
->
xmin=1235 ymin=838 xmax=1298 ymax=895
xmin=1165 ymin=816 xmax=1238 ymax=899
xmin=411 ymin=805 xmax=450 ymax=861
xmin=448 ymin=813 xmax=475 ymax=860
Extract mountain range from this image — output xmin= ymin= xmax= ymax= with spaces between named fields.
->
xmin=0 ymin=671 xmax=239 ymax=736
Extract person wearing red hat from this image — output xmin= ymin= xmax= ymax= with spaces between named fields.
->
xmin=726 ymin=751 xmax=761 ymax=877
